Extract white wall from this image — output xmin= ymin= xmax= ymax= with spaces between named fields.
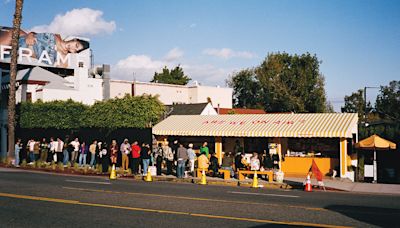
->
xmin=110 ymin=80 xmax=132 ymax=98
xmin=109 ymin=80 xmax=233 ymax=108
xmin=192 ymin=86 xmax=232 ymax=109
xmin=134 ymin=82 xmax=189 ymax=105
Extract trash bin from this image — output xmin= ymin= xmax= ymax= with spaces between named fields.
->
xmin=275 ymin=171 xmax=284 ymax=183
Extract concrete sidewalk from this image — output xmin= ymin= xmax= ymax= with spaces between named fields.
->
xmin=284 ymin=176 xmax=400 ymax=195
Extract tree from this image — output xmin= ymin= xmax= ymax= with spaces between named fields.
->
xmin=227 ymin=52 xmax=328 ymax=113
xmin=226 ymin=69 xmax=262 ymax=108
xmin=18 ymin=96 xmax=165 ymax=130
xmin=83 ymin=95 xmax=165 ymax=129
xmin=7 ymin=0 xmax=24 ymax=162
xmin=375 ymin=81 xmax=400 ymax=122
xmin=341 ymin=89 xmax=372 ymax=118
xmin=151 ymin=65 xmax=191 ymax=85
xmin=19 ymin=99 xmax=88 ymax=129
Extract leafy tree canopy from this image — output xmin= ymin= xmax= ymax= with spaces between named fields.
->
xmin=19 ymin=99 xmax=88 ymax=129
xmin=151 ymin=65 xmax=191 ymax=85
xmin=84 ymin=95 xmax=165 ymax=129
xmin=227 ymin=52 xmax=328 ymax=113
xmin=19 ymin=95 xmax=165 ymax=130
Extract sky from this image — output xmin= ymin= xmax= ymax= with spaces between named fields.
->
xmin=1 ymin=0 xmax=399 ymax=111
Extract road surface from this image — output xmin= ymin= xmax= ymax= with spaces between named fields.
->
xmin=0 ymin=168 xmax=399 ymax=227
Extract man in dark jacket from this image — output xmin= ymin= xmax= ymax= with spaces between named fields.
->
xmin=209 ymin=152 xmax=219 ymax=177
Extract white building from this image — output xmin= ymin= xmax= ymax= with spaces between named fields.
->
xmin=110 ymin=80 xmax=233 ymax=109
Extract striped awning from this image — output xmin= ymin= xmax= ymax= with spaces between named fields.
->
xmin=153 ymin=113 xmax=358 ymax=138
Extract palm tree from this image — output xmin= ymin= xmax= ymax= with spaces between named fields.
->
xmin=7 ymin=0 xmax=24 ymax=163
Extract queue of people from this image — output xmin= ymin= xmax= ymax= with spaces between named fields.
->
xmin=13 ymin=137 xmax=280 ymax=179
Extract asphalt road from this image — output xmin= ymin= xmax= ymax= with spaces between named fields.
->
xmin=0 ymin=168 xmax=399 ymax=228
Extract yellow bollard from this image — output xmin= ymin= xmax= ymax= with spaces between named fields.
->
xmin=199 ymin=169 xmax=207 ymax=185
xmin=109 ymin=164 xmax=117 ymax=180
xmin=144 ymin=168 xmax=152 ymax=182
xmin=251 ymin=170 xmax=258 ymax=188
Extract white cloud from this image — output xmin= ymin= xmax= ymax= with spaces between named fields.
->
xmin=31 ymin=8 xmax=116 ymax=37
xmin=112 ymin=50 xmax=233 ymax=87
xmin=164 ymin=47 xmax=184 ymax=62
xmin=189 ymin=23 xmax=197 ymax=28
xmin=202 ymin=48 xmax=256 ymax=59
xmin=113 ymin=54 xmax=170 ymax=82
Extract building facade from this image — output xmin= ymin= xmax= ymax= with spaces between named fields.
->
xmin=110 ymin=80 xmax=233 ymax=109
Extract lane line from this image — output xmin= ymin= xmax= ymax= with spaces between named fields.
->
xmin=62 ymin=186 xmax=326 ymax=211
xmin=65 ymin=179 xmax=111 ymax=185
xmin=228 ymin=191 xmax=300 ymax=198
xmin=0 ymin=192 xmax=351 ymax=228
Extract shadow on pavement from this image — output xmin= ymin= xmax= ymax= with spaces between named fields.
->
xmin=324 ymin=204 xmax=400 ymax=227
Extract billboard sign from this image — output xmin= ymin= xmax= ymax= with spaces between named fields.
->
xmin=0 ymin=26 xmax=89 ymax=68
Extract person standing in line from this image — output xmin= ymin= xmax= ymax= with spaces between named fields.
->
xmin=39 ymin=138 xmax=49 ymax=163
xmin=209 ymin=151 xmax=219 ymax=177
xmin=78 ymin=141 xmax=88 ymax=166
xmin=49 ymin=137 xmax=57 ymax=163
xmin=14 ymin=139 xmax=22 ymax=167
xmin=56 ymin=138 xmax=64 ymax=164
xmin=89 ymin=140 xmax=97 ymax=168
xmin=100 ymin=142 xmax=109 ymax=173
xmin=141 ymin=143 xmax=151 ymax=176
xmin=28 ymin=139 xmax=36 ymax=164
xmin=171 ymin=140 xmax=179 ymax=171
xmin=62 ymin=136 xmax=70 ymax=165
xmin=163 ymin=142 xmax=174 ymax=175
xmin=176 ymin=143 xmax=188 ymax=178
xmin=187 ymin=143 xmax=196 ymax=176
xmin=33 ymin=140 xmax=40 ymax=162
xmin=70 ymin=137 xmax=80 ymax=164
xmin=221 ymin=151 xmax=235 ymax=178
xmin=110 ymin=140 xmax=119 ymax=167
xmin=96 ymin=141 xmax=103 ymax=167
xmin=200 ymin=141 xmax=209 ymax=158
xmin=120 ymin=139 xmax=130 ymax=172
xmin=154 ymin=143 xmax=163 ymax=175
xmin=131 ymin=141 xmax=141 ymax=175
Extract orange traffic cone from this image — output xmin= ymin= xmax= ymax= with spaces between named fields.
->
xmin=304 ymin=174 xmax=312 ymax=192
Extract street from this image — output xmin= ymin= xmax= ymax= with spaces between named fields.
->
xmin=0 ymin=168 xmax=399 ymax=228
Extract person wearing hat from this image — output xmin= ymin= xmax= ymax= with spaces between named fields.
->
xmin=187 ymin=143 xmax=196 ymax=175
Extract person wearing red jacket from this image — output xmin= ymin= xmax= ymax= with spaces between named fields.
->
xmin=131 ymin=141 xmax=141 ymax=175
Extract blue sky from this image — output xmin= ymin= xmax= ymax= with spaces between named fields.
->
xmin=1 ymin=0 xmax=399 ymax=111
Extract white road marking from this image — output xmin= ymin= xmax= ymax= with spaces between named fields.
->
xmin=65 ymin=179 xmax=111 ymax=185
xmin=228 ymin=191 xmax=299 ymax=198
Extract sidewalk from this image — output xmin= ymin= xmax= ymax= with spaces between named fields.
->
xmin=284 ymin=176 xmax=400 ymax=195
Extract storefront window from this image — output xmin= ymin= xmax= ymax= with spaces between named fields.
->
xmin=287 ymin=138 xmax=339 ymax=158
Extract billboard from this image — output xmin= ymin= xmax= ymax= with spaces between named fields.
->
xmin=0 ymin=26 xmax=89 ymax=68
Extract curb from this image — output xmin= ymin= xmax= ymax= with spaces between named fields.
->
xmin=1 ymin=164 xmax=295 ymax=189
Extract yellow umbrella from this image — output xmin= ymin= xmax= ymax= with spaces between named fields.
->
xmin=355 ymin=134 xmax=396 ymax=150
xmin=355 ymin=134 xmax=397 ymax=183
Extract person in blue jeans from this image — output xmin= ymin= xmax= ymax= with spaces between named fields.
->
xmin=176 ymin=144 xmax=188 ymax=178
xmin=141 ymin=143 xmax=151 ymax=175
xmin=14 ymin=139 xmax=22 ymax=167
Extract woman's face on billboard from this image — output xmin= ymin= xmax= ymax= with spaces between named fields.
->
xmin=65 ymin=40 xmax=84 ymax=53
